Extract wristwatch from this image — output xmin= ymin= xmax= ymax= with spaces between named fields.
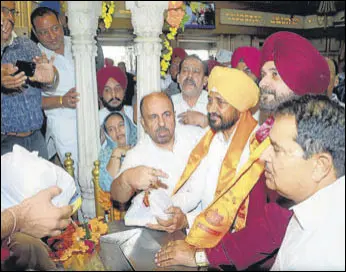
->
xmin=195 ymin=249 xmax=209 ymax=267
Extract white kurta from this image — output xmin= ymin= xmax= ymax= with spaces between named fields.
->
xmin=171 ymin=91 xmax=209 ymax=132
xmin=116 ymin=125 xmax=204 ymax=194
xmin=271 ymin=176 xmax=345 ymax=271
xmin=172 ymin=124 xmax=258 ymax=229
xmin=171 ymin=91 xmax=209 ymax=117
xmin=39 ymin=37 xmax=78 ymax=171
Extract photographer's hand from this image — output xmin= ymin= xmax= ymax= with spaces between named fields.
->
xmin=1 ymin=63 xmax=27 ymax=90
xmin=30 ymin=53 xmax=56 ymax=84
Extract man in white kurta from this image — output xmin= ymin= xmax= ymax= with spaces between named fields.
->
xmin=171 ymin=55 xmax=209 ymax=131
xmin=33 ymin=9 xmax=79 ymax=177
xmin=149 ymin=67 xmax=261 ymax=235
xmin=111 ymin=92 xmax=203 ymax=205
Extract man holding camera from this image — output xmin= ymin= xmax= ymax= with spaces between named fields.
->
xmin=1 ymin=1 xmax=58 ymax=159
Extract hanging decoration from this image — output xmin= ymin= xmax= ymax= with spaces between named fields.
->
xmin=101 ymin=1 xmax=116 ymax=29
xmin=160 ymin=1 xmax=190 ymax=77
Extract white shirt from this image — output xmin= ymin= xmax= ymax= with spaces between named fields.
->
xmin=99 ymin=106 xmax=134 ymax=126
xmin=171 ymin=91 xmax=209 ymax=117
xmin=160 ymin=74 xmax=173 ymax=91
xmin=172 ymin=124 xmax=258 ymax=228
xmin=117 ymin=125 xmax=203 ymax=195
xmin=271 ymin=176 xmax=345 ymax=271
xmin=38 ymin=37 xmax=78 ymax=166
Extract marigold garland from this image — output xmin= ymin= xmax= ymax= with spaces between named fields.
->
xmin=101 ymin=1 xmax=115 ymax=29
xmin=48 ymin=217 xmax=108 ymax=269
xmin=160 ymin=1 xmax=190 ymax=77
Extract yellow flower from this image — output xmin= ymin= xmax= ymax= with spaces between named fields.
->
xmin=167 ymin=33 xmax=174 ymax=40
xmin=169 ymin=27 xmax=177 ymax=36
xmin=161 ymin=71 xmax=167 ymax=77
xmin=163 ymin=53 xmax=171 ymax=61
xmin=161 ymin=60 xmax=169 ymax=71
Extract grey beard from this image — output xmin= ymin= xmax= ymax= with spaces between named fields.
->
xmin=259 ymin=89 xmax=299 ymax=114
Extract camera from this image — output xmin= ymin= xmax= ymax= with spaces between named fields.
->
xmin=13 ymin=60 xmax=36 ymax=77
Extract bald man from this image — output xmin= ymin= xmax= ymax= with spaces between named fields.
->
xmin=111 ymin=92 xmax=203 ymax=204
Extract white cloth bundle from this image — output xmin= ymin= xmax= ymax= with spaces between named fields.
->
xmin=1 ymin=145 xmax=76 ymax=211
xmin=125 ymin=189 xmax=173 ymax=227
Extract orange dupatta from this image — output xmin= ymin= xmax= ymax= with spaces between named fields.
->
xmin=172 ymin=111 xmax=269 ymax=248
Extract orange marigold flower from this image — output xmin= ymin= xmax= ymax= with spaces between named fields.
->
xmin=169 ymin=1 xmax=183 ymax=10
xmin=167 ymin=9 xmax=185 ymax=28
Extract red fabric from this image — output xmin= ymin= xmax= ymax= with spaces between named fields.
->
xmin=96 ymin=66 xmax=128 ymax=96
xmin=172 ymin=47 xmax=187 ymax=61
xmin=207 ymin=60 xmax=223 ymax=75
xmin=274 ymin=39 xmax=330 ymax=95
xmin=206 ymin=190 xmax=292 ymax=270
xmin=261 ymin=31 xmax=330 ymax=95
xmin=256 ymin=116 xmax=275 ymax=143
xmin=260 ymin=31 xmax=302 ymax=67
xmin=231 ymin=47 xmax=261 ymax=78
xmin=1 ymin=240 xmax=10 ymax=262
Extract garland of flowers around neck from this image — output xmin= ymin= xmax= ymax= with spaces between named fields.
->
xmin=101 ymin=1 xmax=115 ymax=29
xmin=160 ymin=1 xmax=190 ymax=77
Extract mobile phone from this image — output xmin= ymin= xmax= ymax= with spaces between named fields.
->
xmin=13 ymin=60 xmax=36 ymax=77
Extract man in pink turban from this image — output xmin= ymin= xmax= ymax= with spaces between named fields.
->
xmin=97 ymin=66 xmax=135 ymax=129
xmin=231 ymin=46 xmax=261 ymax=83
xmin=231 ymin=46 xmax=262 ymax=120
xmin=205 ymin=31 xmax=330 ymax=271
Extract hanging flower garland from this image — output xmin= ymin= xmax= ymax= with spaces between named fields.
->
xmin=101 ymin=1 xmax=115 ymax=29
xmin=160 ymin=1 xmax=190 ymax=77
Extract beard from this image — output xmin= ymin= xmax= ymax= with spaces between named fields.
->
xmin=208 ymin=113 xmax=239 ymax=132
xmin=101 ymin=97 xmax=124 ymax=112
xmin=259 ymin=88 xmax=299 ymax=113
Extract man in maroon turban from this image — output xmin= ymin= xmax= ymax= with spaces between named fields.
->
xmin=231 ymin=46 xmax=261 ymax=83
xmin=231 ymin=46 xmax=262 ymax=120
xmin=97 ymin=66 xmax=135 ymax=128
xmin=205 ymin=31 xmax=331 ymax=271
xmin=154 ymin=32 xmax=331 ymax=271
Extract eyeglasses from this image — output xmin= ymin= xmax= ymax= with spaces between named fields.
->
xmin=1 ymin=7 xmax=20 ymax=17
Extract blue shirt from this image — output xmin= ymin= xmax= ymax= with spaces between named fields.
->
xmin=1 ymin=37 xmax=43 ymax=133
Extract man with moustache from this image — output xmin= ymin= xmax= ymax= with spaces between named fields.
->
xmin=172 ymin=55 xmax=209 ymax=130
xmin=111 ymin=92 xmax=202 ymax=208
xmin=153 ymin=67 xmax=267 ymax=265
xmin=31 ymin=7 xmax=80 ymax=172
xmin=161 ymin=47 xmax=187 ymax=97
xmin=1 ymin=1 xmax=58 ymax=159
xmin=97 ymin=66 xmax=134 ymax=127
xmin=155 ymin=31 xmax=331 ymax=270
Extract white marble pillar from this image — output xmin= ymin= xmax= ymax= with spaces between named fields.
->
xmin=126 ymin=1 xmax=169 ymax=141
xmin=67 ymin=1 xmax=101 ymax=218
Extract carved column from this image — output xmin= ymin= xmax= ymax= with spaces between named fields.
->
xmin=67 ymin=1 xmax=101 ymax=218
xmin=126 ymin=1 xmax=169 ymax=141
